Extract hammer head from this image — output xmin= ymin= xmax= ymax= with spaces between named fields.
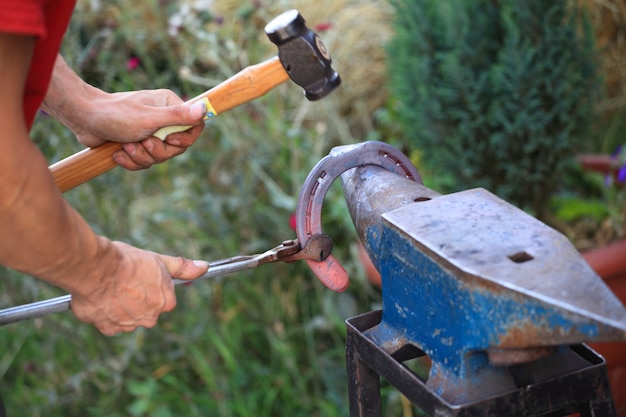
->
xmin=265 ymin=10 xmax=341 ymax=100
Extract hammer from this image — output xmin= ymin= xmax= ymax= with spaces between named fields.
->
xmin=50 ymin=9 xmax=341 ymax=192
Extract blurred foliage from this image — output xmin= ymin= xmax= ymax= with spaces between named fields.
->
xmin=386 ymin=0 xmax=600 ymax=218
xmin=0 ymin=0 xmax=390 ymax=415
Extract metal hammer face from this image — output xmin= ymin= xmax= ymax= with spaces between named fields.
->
xmin=265 ymin=9 xmax=341 ymax=100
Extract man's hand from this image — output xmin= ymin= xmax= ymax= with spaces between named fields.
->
xmin=73 ymin=89 xmax=207 ymax=171
xmin=69 ymin=241 xmax=209 ymax=336
xmin=42 ymin=55 xmax=206 ymax=171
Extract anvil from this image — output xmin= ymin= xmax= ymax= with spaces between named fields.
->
xmin=274 ymin=140 xmax=626 ymax=414
xmin=339 ymin=162 xmax=626 ymax=406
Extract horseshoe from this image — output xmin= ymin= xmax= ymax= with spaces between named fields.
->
xmin=294 ymin=141 xmax=422 ymax=292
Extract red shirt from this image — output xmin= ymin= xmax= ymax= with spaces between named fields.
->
xmin=0 ymin=0 xmax=76 ymax=129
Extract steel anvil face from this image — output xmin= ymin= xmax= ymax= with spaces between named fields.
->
xmin=340 ymin=165 xmax=626 ymax=404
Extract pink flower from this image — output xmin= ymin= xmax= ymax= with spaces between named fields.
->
xmin=126 ymin=56 xmax=141 ymax=71
xmin=314 ymin=22 xmax=333 ymax=32
xmin=289 ymin=214 xmax=297 ymax=231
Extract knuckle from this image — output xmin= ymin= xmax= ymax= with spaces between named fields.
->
xmin=125 ymin=164 xmax=143 ymax=172
xmin=142 ymin=317 xmax=159 ymax=329
xmin=99 ymin=325 xmax=118 ymax=337
xmin=169 ymin=256 xmax=188 ymax=276
xmin=163 ymin=296 xmax=177 ymax=313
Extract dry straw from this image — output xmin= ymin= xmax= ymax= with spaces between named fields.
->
xmin=581 ymin=0 xmax=626 ymax=112
xmin=210 ymin=0 xmax=394 ymax=139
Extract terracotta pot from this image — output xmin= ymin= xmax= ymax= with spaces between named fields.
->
xmin=576 ymin=153 xmax=623 ymax=183
xmin=583 ymin=240 xmax=626 ymax=416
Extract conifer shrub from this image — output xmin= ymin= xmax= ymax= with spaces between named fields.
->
xmin=387 ymin=0 xmax=600 ymax=217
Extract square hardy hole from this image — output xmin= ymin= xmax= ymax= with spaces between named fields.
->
xmin=508 ymin=251 xmax=534 ymax=264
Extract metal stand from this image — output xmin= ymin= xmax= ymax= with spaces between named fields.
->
xmin=346 ymin=310 xmax=617 ymax=417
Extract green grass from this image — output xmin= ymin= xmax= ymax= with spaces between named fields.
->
xmin=0 ymin=1 xmax=392 ymax=415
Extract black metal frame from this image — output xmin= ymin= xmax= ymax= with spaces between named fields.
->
xmin=346 ymin=310 xmax=617 ymax=417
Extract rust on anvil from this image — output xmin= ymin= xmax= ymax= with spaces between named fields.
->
xmin=494 ymin=316 xmax=619 ymax=349
xmin=488 ymin=346 xmax=556 ymax=366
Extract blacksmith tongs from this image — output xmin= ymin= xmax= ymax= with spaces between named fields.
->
xmin=0 ymin=234 xmax=333 ymax=326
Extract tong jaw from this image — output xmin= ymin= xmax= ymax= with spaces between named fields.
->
xmin=294 ymin=141 xmax=422 ymax=292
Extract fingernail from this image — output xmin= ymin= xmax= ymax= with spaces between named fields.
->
xmin=167 ymin=138 xmax=181 ymax=146
xmin=123 ymin=143 xmax=136 ymax=155
xmin=114 ymin=153 xmax=126 ymax=165
xmin=193 ymin=260 xmax=210 ymax=269
xmin=189 ymin=100 xmax=207 ymax=119
xmin=144 ymin=139 xmax=154 ymax=151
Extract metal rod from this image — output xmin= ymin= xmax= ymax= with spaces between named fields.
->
xmin=0 ymin=295 xmax=72 ymax=326
xmin=0 ymin=257 xmax=261 ymax=327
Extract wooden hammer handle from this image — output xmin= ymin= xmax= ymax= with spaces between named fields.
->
xmin=50 ymin=56 xmax=289 ymax=193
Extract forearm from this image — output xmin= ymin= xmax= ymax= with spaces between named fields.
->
xmin=0 ymin=41 xmax=116 ymax=295
xmin=41 ymin=55 xmax=106 ymax=135
xmin=0 ymin=136 xmax=118 ymax=296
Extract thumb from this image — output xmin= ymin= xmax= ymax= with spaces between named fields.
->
xmin=159 ymin=99 xmax=207 ymax=126
xmin=159 ymin=254 xmax=210 ymax=281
